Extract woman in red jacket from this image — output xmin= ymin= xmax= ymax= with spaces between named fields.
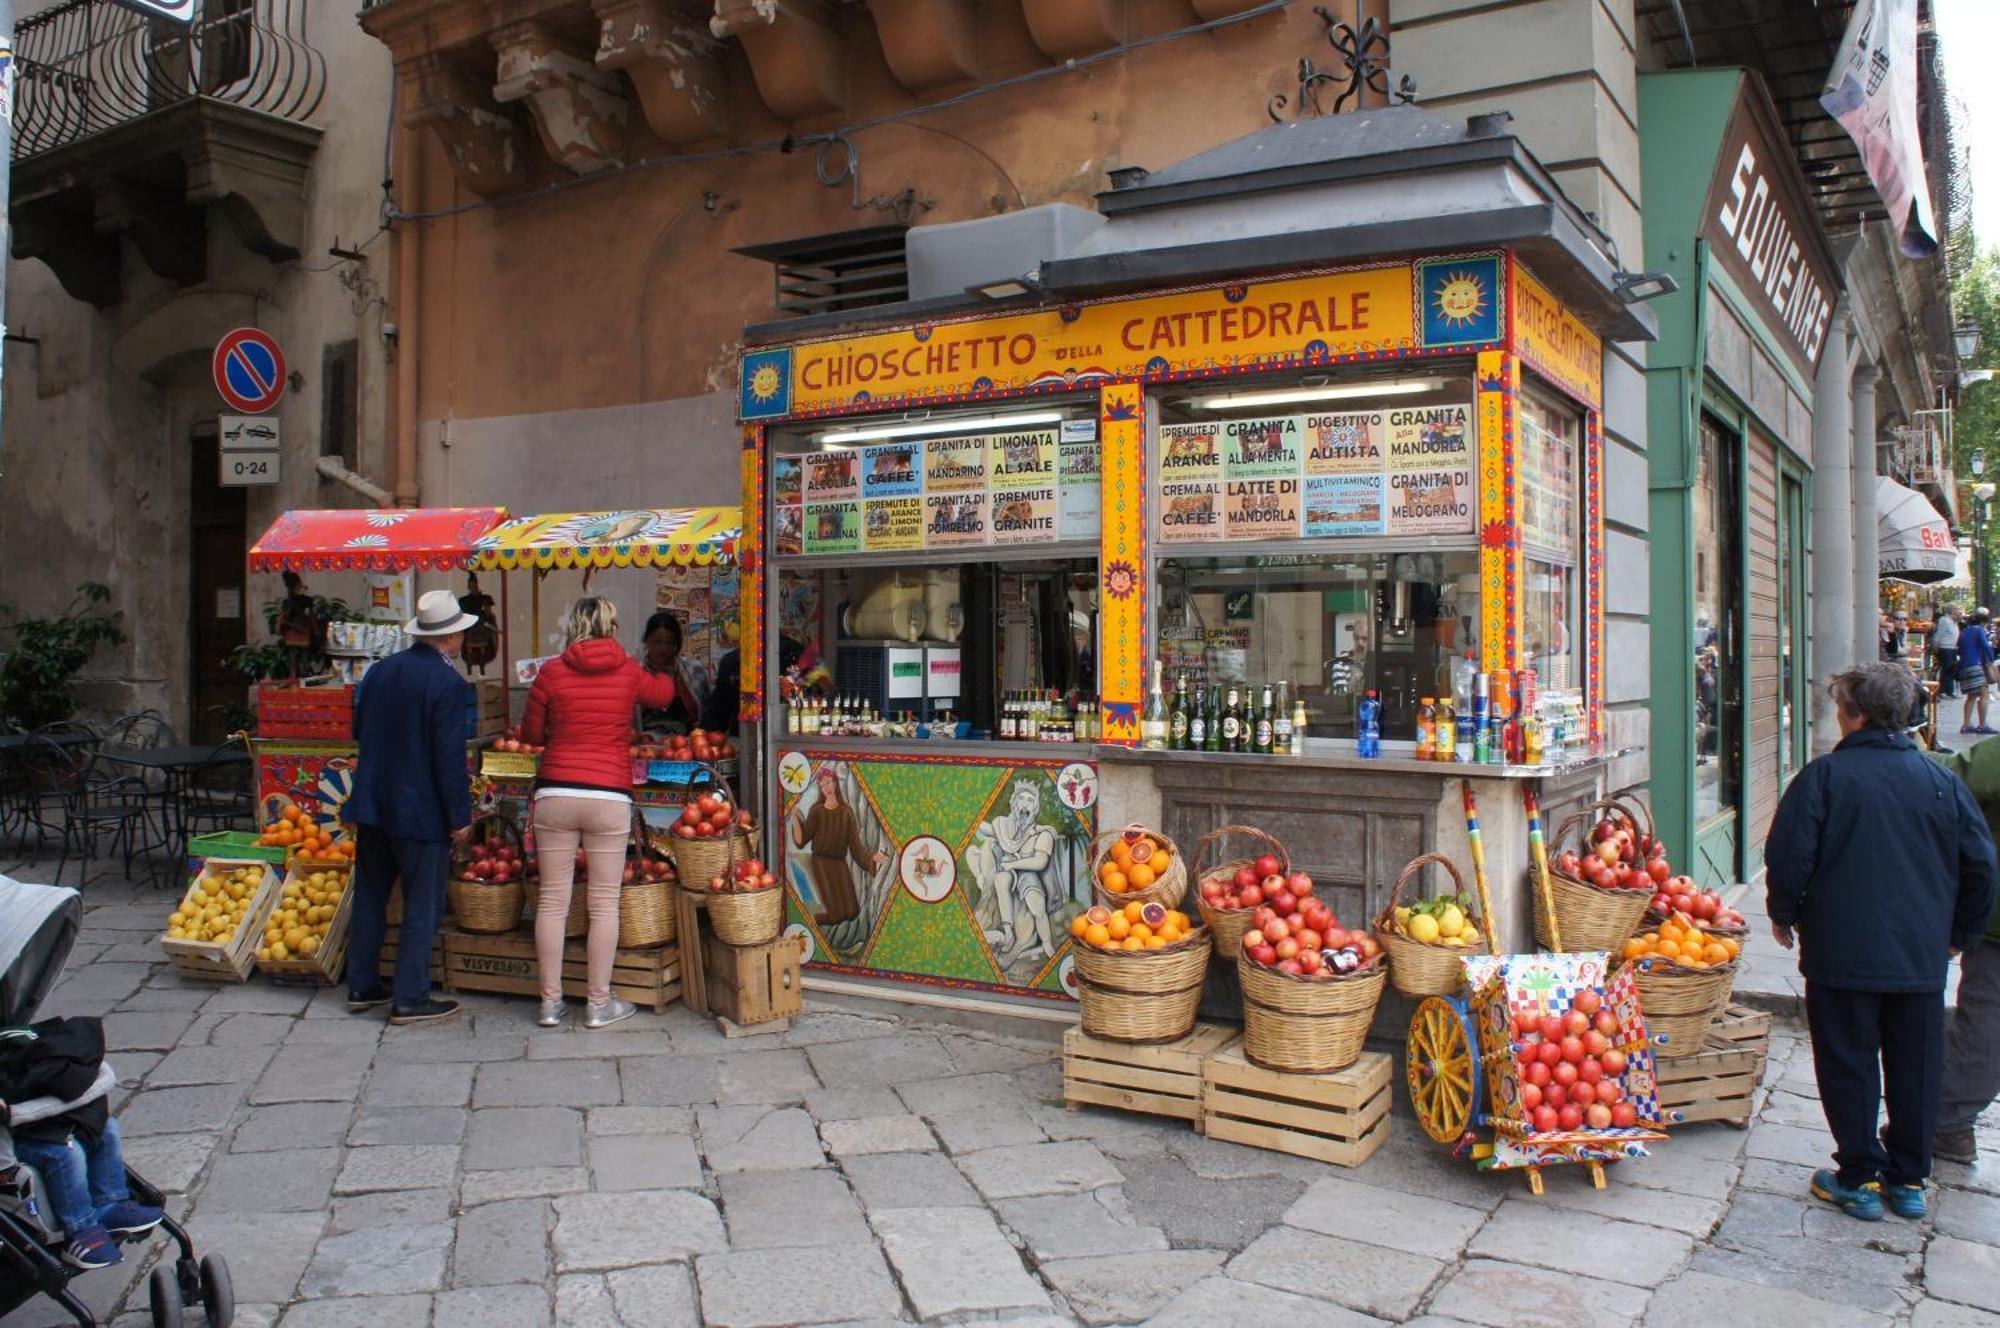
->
xmin=522 ymin=597 xmax=675 ymax=1029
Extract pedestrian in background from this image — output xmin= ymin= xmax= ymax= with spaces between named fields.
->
xmin=1766 ymin=662 xmax=1997 ymax=1221
xmin=344 ymin=590 xmax=477 ymax=1025
xmin=1931 ymin=732 xmax=2000 ymax=1163
xmin=1960 ymin=608 xmax=1996 ymax=736
xmin=1935 ymin=605 xmax=1962 ymax=700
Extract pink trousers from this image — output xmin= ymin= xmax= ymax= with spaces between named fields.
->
xmin=532 ymin=795 xmax=628 ymax=1003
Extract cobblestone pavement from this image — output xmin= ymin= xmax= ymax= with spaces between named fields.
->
xmin=8 ymin=863 xmax=2000 ymax=1328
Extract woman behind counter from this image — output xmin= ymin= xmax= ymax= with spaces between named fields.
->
xmin=640 ymin=611 xmax=705 ymax=733
xmin=522 ymin=597 xmax=676 ymax=1029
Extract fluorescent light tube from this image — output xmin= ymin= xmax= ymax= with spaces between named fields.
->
xmin=1194 ymin=378 xmax=1445 ymax=410
xmin=819 ymin=410 xmax=1066 ymax=445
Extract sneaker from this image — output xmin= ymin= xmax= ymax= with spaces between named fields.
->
xmin=1810 ymin=1168 xmax=1885 ymax=1221
xmin=1936 ymin=1128 xmax=1979 ymax=1164
xmin=62 ymin=1225 xmax=121 ymax=1270
xmin=1884 ymin=1183 xmax=1928 ymax=1219
xmin=584 ymin=996 xmax=637 ymax=1030
xmin=97 ymin=1201 xmax=163 ymax=1240
xmin=347 ymin=985 xmax=393 ymax=1012
xmin=537 ymin=997 xmax=567 ymax=1028
xmin=389 ymin=998 xmax=461 ymax=1025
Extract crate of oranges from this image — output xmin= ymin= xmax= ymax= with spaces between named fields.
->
xmin=1619 ymin=912 xmax=1743 ymax=1059
xmin=1069 ymin=899 xmax=1211 ymax=1044
xmin=1090 ymin=825 xmax=1187 ymax=911
xmin=257 ymin=804 xmax=357 ymax=863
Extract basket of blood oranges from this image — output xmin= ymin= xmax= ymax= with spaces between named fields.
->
xmin=1091 ymin=825 xmax=1187 ymax=910
xmin=1068 ymin=899 xmax=1210 ymax=1043
xmin=1619 ymin=911 xmax=1742 ymax=1057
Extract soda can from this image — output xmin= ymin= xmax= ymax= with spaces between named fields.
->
xmin=1489 ymin=670 xmax=1512 ymax=720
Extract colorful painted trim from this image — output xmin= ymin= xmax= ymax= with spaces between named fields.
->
xmin=248 ymin=506 xmax=506 ymax=573
xmin=1475 ymin=351 xmax=1522 ymax=671
xmin=1099 ymin=382 xmax=1146 ymax=746
xmin=472 ymin=508 xmax=740 ymax=571
xmin=741 ymin=428 xmax=766 ymax=724
xmin=1585 ymin=410 xmax=1606 ymax=742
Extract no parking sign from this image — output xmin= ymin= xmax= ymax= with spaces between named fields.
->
xmin=212 ymin=328 xmax=287 ymax=414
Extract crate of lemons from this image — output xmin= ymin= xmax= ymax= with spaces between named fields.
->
xmin=257 ymin=858 xmax=355 ymax=982
xmin=161 ymin=859 xmax=282 ymax=981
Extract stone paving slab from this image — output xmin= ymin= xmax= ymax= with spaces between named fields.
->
xmin=718 ymin=1168 xmax=871 ymax=1249
xmin=871 ymin=1206 xmax=1051 ymax=1319
xmin=995 ymin=1191 xmax=1170 ymax=1261
xmin=1282 ymin=1174 xmax=1490 ymax=1259
xmin=1428 ymin=1258 xmax=1653 ymax=1328
xmin=1230 ymin=1224 xmax=1445 ymax=1319
xmin=453 ymin=1198 xmax=552 ymax=1287
xmin=1141 ymin=1274 xmax=1385 ymax=1327
xmin=1469 ymin=1198 xmax=1695 ymax=1287
xmin=335 ymin=1142 xmax=462 ymax=1194
xmin=274 ymin=1295 xmax=436 ymax=1328
xmin=694 ymin=1244 xmax=905 ymax=1328
xmin=434 ymin=1284 xmax=553 ymax=1328
xmin=588 ymin=1130 xmax=703 ymax=1191
xmin=552 ymin=1190 xmax=726 ymax=1272
xmin=1040 ymin=1250 xmax=1224 ymax=1325
xmin=1640 ymin=1269 xmax=1893 ymax=1328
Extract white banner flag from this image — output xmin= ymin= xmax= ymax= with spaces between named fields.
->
xmin=1820 ymin=0 xmax=1939 ymax=258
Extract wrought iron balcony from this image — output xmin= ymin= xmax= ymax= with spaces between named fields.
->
xmin=13 ymin=0 xmax=325 ymax=162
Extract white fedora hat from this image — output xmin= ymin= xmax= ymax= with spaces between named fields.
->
xmin=407 ymin=589 xmax=480 ymax=637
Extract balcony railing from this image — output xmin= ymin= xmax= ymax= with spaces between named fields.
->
xmin=13 ymin=0 xmax=326 ymax=162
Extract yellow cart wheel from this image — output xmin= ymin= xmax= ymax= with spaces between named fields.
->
xmin=1408 ymin=995 xmax=1482 ymax=1145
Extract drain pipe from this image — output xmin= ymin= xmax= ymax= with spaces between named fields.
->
xmin=317 ymin=456 xmax=396 ymax=507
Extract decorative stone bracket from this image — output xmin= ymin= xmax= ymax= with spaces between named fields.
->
xmin=595 ymin=0 xmax=732 ymax=146
xmin=402 ymin=52 xmax=532 ymax=197
xmin=1020 ymin=0 xmax=1194 ymax=60
xmin=710 ymin=0 xmax=845 ymax=122
xmin=863 ymin=0 xmax=978 ymax=92
xmin=493 ymin=19 xmax=631 ymax=175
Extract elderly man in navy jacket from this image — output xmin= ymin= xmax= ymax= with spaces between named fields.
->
xmin=344 ymin=590 xmax=477 ymax=1024
xmin=1767 ymin=662 xmax=1998 ymax=1222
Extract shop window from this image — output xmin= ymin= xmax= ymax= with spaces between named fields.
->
xmin=1694 ymin=416 xmax=1742 ymax=824
xmin=319 ymin=340 xmax=358 ymax=470
xmin=1778 ymin=474 xmax=1805 ymax=784
xmin=1517 ymin=390 xmax=1582 ymax=693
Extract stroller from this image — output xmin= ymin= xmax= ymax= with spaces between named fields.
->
xmin=0 ymin=878 xmax=233 ymax=1327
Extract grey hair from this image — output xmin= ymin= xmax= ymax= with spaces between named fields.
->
xmin=1829 ymin=662 xmax=1917 ymax=731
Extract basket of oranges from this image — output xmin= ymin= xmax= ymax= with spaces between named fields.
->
xmin=1619 ymin=912 xmax=1742 ymax=1058
xmin=1069 ymin=900 xmax=1210 ymax=1044
xmin=1090 ymin=825 xmax=1186 ymax=911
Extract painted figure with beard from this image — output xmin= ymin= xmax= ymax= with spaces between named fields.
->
xmin=970 ymin=781 xmax=1061 ymax=962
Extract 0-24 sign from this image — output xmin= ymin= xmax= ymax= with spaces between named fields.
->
xmin=221 ymin=452 xmax=279 ymax=487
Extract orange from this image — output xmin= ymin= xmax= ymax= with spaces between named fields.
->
xmin=1096 ymin=860 xmax=1118 ymax=882
xmin=1701 ymin=942 xmax=1729 ymax=964
xmin=1086 ymin=905 xmax=1113 ymax=926
xmin=1130 ymin=923 xmax=1154 ymax=942
xmin=1158 ymin=925 xmax=1182 ymax=944
xmin=1122 ymin=936 xmax=1145 ymax=951
xmin=1143 ymin=935 xmax=1167 ymax=950
xmin=1084 ymin=923 xmax=1111 ymax=947
xmin=1622 ymin=938 xmax=1646 ymax=960
xmin=1654 ymin=939 xmax=1681 ymax=958
xmin=1111 ymin=842 xmax=1134 ymax=868
xmin=1657 ymin=922 xmax=1683 ymax=945
xmin=1127 ymin=863 xmax=1157 ymax=889
xmin=1070 ymin=915 xmax=1089 ymax=938
xmin=1106 ymin=915 xmax=1131 ymax=941
xmin=1103 ymin=871 xmax=1128 ymax=894
xmin=1167 ymin=910 xmax=1189 ymax=930
xmin=1123 ymin=902 xmax=1146 ymax=923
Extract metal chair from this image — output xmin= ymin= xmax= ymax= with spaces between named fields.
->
xmin=177 ymin=736 xmax=256 ymax=860
xmin=20 ymin=735 xmax=153 ymax=887
xmin=102 ymin=710 xmax=179 ymax=856
xmin=104 ymin=710 xmax=175 ymax=750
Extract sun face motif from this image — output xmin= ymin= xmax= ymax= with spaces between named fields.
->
xmin=1433 ymin=271 xmax=1490 ymax=329
xmin=748 ymin=362 xmax=783 ymax=403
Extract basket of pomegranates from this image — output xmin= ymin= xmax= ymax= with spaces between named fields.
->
xmin=705 ymin=843 xmax=784 ymax=947
xmin=1236 ymin=879 xmax=1386 ymax=1073
xmin=668 ymin=768 xmax=754 ymax=887
xmin=449 ymin=813 xmax=532 ymax=934
xmin=1069 ymin=899 xmax=1211 ymax=1043
xmin=1639 ymin=877 xmax=1748 ymax=938
xmin=618 ymin=808 xmax=679 ymax=949
xmin=1373 ymin=853 xmax=1490 ymax=997
xmin=1541 ymin=800 xmax=1658 ymax=952
xmin=1090 ymin=825 xmax=1187 ymax=911
xmin=1194 ymin=825 xmax=1296 ymax=962
xmin=1619 ymin=912 xmax=1742 ymax=1057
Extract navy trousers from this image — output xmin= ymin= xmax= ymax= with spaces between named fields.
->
xmin=347 ymin=824 xmax=447 ymax=1009
xmin=1806 ymin=981 xmax=1945 ymax=1188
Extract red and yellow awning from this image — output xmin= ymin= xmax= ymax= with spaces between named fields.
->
xmin=248 ymin=507 xmax=507 ymax=573
xmin=472 ymin=508 xmax=741 ymax=571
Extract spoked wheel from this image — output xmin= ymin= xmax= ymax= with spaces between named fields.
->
xmin=150 ymin=1263 xmax=185 ymax=1328
xmin=1408 ymin=996 xmax=1482 ymax=1145
xmin=200 ymin=1254 xmax=234 ymax=1327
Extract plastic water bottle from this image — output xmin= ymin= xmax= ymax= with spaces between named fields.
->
xmin=1358 ymin=689 xmax=1382 ymax=759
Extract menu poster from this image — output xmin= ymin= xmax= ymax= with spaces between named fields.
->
xmin=1159 ymin=480 xmax=1224 ymax=542
xmin=925 ymin=436 xmax=986 ymax=492
xmin=1303 ymin=474 xmax=1385 ymax=536
xmin=774 ymin=505 xmax=804 ymax=556
xmin=991 ymin=486 xmax=1058 ymax=544
xmin=1385 ymin=467 xmax=1475 ymax=534
xmin=1519 ymin=412 xmax=1577 ymax=557
xmin=803 ymin=501 xmax=861 ymax=554
xmin=1303 ymin=411 xmax=1387 ymax=475
xmin=1158 ymin=422 xmax=1224 ymax=482
xmin=862 ymin=497 xmax=924 ymax=551
xmin=861 ymin=443 xmax=922 ymax=499
xmin=1224 ymin=478 xmax=1302 ymax=539
xmin=773 ymin=455 xmax=804 ymax=506
xmin=1385 ymin=404 xmax=1472 ymax=469
xmin=1223 ymin=416 xmax=1303 ymax=479
xmin=803 ymin=452 xmax=860 ymax=501
xmin=925 ymin=491 xmax=989 ymax=546
xmin=989 ymin=429 xmax=1058 ymax=489
xmin=1058 ymin=441 xmax=1102 ymax=541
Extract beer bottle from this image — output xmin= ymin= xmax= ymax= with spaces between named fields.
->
xmin=1222 ymin=683 xmax=1244 ymax=752
xmin=1169 ymin=672 xmax=1191 ymax=750
xmin=1204 ymin=686 xmax=1222 ymax=751
xmin=1143 ymin=660 xmax=1168 ymax=751
xmin=1272 ymin=680 xmax=1293 ymax=753
xmin=1254 ymin=683 xmax=1275 ymax=754
xmin=1189 ymin=684 xmax=1209 ymax=750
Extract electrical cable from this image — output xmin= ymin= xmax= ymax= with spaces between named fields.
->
xmin=385 ymin=0 xmax=1293 ymax=224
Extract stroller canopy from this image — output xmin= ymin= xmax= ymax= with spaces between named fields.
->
xmin=0 ymin=878 xmax=80 ymax=1026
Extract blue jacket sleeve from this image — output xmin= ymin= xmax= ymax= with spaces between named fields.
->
xmin=432 ymin=674 xmax=471 ymax=834
xmin=1764 ymin=762 xmax=1825 ymax=928
xmin=1954 ymin=775 xmax=1999 ymax=953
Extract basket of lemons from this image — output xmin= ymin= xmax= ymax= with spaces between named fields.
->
xmin=1372 ymin=853 xmax=1490 ymax=997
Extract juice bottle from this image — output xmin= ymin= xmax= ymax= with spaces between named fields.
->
xmin=1416 ymin=697 xmax=1437 ymax=761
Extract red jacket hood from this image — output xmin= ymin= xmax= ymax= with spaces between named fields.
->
xmin=561 ymin=638 xmax=632 ymax=674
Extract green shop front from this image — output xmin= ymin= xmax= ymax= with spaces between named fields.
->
xmin=1639 ymin=69 xmax=1837 ymax=887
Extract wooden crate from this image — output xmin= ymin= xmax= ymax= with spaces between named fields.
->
xmin=258 ymin=858 xmax=354 ymax=985
xmin=160 ymin=860 xmax=282 ymax=983
xmin=1656 ymin=1005 xmax=1771 ymax=1130
xmin=1064 ymin=1023 xmax=1237 ymax=1128
xmin=674 ymin=887 xmax=710 ymax=1015
xmin=441 ymin=927 xmax=682 ymax=1010
xmin=1201 ymin=1044 xmax=1392 ymax=1167
xmin=700 ymin=930 xmax=802 ymax=1028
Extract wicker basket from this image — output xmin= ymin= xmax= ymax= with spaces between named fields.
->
xmin=1073 ymin=930 xmax=1212 ymax=1044
xmin=1537 ymin=800 xmax=1655 ymax=952
xmin=1238 ymin=954 xmax=1386 ymax=1073
xmin=709 ymin=886 xmax=783 ymax=946
xmin=1373 ymin=853 xmax=1489 ymax=997
xmin=1194 ymin=825 xmax=1290 ymax=963
xmin=620 ymin=807 xmax=677 ymax=949
xmin=449 ymin=812 xmax=529 ymax=934
xmin=523 ymin=876 xmax=590 ymax=938
xmin=671 ymin=832 xmax=752 ymax=888
xmin=1633 ymin=959 xmax=1738 ymax=1058
xmin=1089 ymin=825 xmax=1189 ymax=911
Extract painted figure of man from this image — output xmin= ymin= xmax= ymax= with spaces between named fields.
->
xmin=970 ymin=781 xmax=1061 ymax=962
xmin=791 ymin=765 xmax=883 ymax=927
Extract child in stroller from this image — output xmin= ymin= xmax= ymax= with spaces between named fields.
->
xmin=0 ymin=877 xmax=233 ymax=1327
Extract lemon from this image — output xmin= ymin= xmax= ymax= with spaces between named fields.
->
xmin=270 ymin=941 xmax=290 ymax=961
xmin=300 ymin=936 xmax=320 ymax=958
xmin=1437 ymin=904 xmax=1466 ymax=939
xmin=1407 ymin=913 xmax=1442 ymax=944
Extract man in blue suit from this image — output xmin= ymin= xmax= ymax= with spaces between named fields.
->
xmin=344 ymin=590 xmax=477 ymax=1023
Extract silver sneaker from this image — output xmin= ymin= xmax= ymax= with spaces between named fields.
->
xmin=584 ymin=996 xmax=637 ymax=1030
xmin=537 ymin=997 xmax=566 ymax=1028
